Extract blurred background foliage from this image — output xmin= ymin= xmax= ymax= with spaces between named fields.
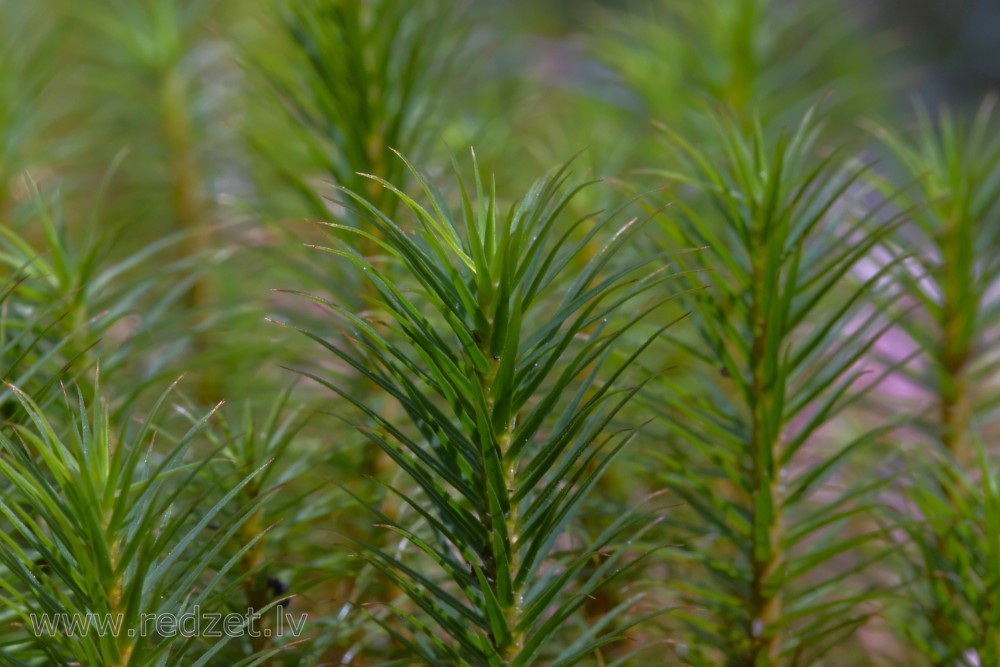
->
xmin=0 ymin=0 xmax=998 ymax=665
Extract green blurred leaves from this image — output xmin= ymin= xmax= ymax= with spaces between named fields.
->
xmin=644 ymin=112 xmax=901 ymax=665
